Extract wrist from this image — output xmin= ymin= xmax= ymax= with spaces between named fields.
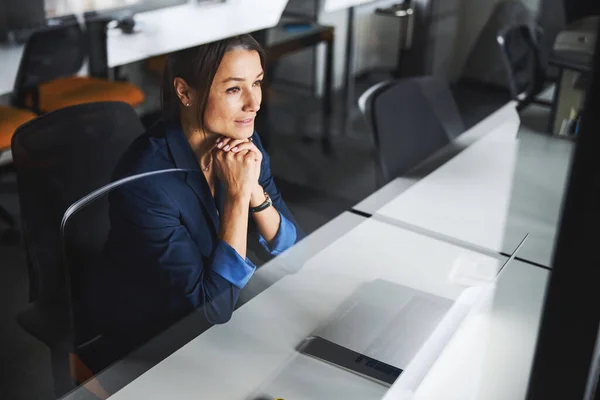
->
xmin=226 ymin=189 xmax=251 ymax=204
xmin=249 ymin=185 xmax=265 ymax=208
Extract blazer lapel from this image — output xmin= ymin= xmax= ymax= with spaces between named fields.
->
xmin=165 ymin=123 xmax=220 ymax=233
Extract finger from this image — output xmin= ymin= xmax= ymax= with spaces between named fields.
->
xmin=242 ymin=149 xmax=260 ymax=162
xmin=216 ymin=136 xmax=243 ymax=149
xmin=230 ymin=142 xmax=260 ymax=153
xmin=220 ymin=138 xmax=248 ymax=152
xmin=234 ymin=149 xmax=251 ymax=162
xmin=215 ymin=136 xmax=230 ymax=149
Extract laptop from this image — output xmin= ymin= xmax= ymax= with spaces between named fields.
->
xmin=246 ymin=280 xmax=456 ymax=399
xmin=310 ymin=279 xmax=453 ymax=370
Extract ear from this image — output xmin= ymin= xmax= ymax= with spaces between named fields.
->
xmin=173 ymin=78 xmax=196 ymax=108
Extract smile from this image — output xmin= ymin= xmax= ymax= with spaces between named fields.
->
xmin=235 ymin=117 xmax=254 ymax=125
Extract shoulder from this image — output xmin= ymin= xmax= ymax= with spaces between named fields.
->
xmin=113 ymin=121 xmax=175 ymax=180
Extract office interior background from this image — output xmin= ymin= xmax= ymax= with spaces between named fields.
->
xmin=0 ymin=0 xmax=599 ymax=399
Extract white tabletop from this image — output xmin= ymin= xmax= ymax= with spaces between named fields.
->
xmin=0 ymin=44 xmax=26 ymax=98
xmin=323 ymin=0 xmax=377 ymax=12
xmin=355 ymin=102 xmax=520 ymax=216
xmin=104 ymin=212 xmax=506 ymax=399
xmin=0 ymin=0 xmax=288 ymax=96
xmin=370 ymin=105 xmax=522 ymax=256
xmin=502 ymin=130 xmax=573 ymax=266
xmin=355 ymin=102 xmax=574 ymax=267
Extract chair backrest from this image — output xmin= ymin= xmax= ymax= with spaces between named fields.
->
xmin=61 ymin=169 xmax=195 ymax=353
xmin=497 ymin=24 xmax=545 ymax=101
xmin=13 ymin=17 xmax=85 ymax=110
xmin=365 ymin=76 xmax=464 ymax=184
xmin=11 ymin=101 xmax=144 ymax=306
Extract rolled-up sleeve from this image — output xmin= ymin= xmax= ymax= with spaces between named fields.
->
xmin=258 ymin=212 xmax=297 ymax=256
xmin=211 ymin=240 xmax=257 ymax=287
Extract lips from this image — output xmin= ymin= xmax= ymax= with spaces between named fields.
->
xmin=235 ymin=117 xmax=254 ymax=124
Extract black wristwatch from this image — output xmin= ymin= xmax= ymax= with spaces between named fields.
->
xmin=250 ymin=191 xmax=272 ymax=213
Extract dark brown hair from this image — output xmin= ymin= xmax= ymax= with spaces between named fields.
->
xmin=161 ymin=34 xmax=266 ymax=127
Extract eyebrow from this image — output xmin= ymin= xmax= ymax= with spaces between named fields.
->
xmin=221 ymin=71 xmax=264 ymax=84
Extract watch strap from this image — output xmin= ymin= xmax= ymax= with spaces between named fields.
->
xmin=250 ymin=192 xmax=272 ymax=213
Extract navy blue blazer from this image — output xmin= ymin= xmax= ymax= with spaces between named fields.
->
xmin=101 ymin=122 xmax=301 ymax=336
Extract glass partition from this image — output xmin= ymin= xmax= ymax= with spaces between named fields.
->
xmin=57 ymin=168 xmax=509 ymax=399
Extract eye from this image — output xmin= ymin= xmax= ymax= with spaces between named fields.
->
xmin=253 ymin=80 xmax=263 ymax=87
xmin=226 ymin=87 xmax=240 ymax=94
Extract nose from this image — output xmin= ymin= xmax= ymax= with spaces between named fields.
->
xmin=242 ymin=89 xmax=261 ymax=113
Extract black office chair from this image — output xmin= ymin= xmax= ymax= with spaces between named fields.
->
xmin=12 ymin=18 xmax=144 ymax=114
xmin=497 ymin=24 xmax=552 ymax=110
xmin=359 ymin=76 xmax=465 ymax=186
xmin=11 ymin=101 xmax=144 ymax=397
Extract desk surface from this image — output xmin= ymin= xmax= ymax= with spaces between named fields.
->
xmin=0 ymin=44 xmax=26 ymax=98
xmin=354 ymin=102 xmax=519 ymax=216
xmin=354 ymin=103 xmax=574 ymax=267
xmin=323 ymin=0 xmax=377 ymax=12
xmin=61 ymin=212 xmax=507 ymax=399
xmin=0 ymin=0 xmax=288 ymax=96
xmin=108 ymin=214 xmax=505 ymax=400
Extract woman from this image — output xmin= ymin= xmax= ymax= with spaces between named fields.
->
xmin=101 ymin=35 xmax=301 ymax=343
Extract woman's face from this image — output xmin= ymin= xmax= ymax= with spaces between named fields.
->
xmin=203 ymin=48 xmax=264 ymax=140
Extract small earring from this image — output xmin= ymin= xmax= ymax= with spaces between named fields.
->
xmin=185 ymin=102 xmax=191 ymax=107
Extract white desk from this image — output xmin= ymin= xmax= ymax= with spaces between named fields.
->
xmin=323 ymin=0 xmax=376 ymax=12
xmin=0 ymin=44 xmax=27 ymax=98
xmin=355 ymin=102 xmax=519 ymax=215
xmin=502 ymin=130 xmax=573 ymax=266
xmin=355 ymin=103 xmax=574 ymax=267
xmin=0 ymin=0 xmax=288 ymax=96
xmin=96 ymin=212 xmax=505 ymax=399
xmin=360 ymin=104 xmax=522 ymax=257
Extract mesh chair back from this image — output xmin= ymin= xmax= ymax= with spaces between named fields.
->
xmin=11 ymin=101 xmax=144 ymax=306
xmin=61 ymin=170 xmax=196 ymax=359
xmin=370 ymin=76 xmax=464 ymax=183
xmin=498 ymin=24 xmax=545 ymax=101
xmin=13 ymin=18 xmax=85 ymax=109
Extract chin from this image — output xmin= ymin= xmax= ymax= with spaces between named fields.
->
xmin=236 ymin=125 xmax=255 ymax=139
xmin=218 ymin=125 xmax=254 ymax=140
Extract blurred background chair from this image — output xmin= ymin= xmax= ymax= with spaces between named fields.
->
xmin=359 ymin=76 xmax=464 ymax=186
xmin=11 ymin=101 xmax=145 ymax=397
xmin=12 ymin=17 xmax=144 ymax=114
xmin=0 ymin=106 xmax=37 ymax=244
xmin=498 ymin=23 xmax=552 ymax=111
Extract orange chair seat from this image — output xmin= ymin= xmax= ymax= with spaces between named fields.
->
xmin=0 ymin=106 xmax=37 ymax=150
xmin=38 ymin=76 xmax=145 ymax=113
